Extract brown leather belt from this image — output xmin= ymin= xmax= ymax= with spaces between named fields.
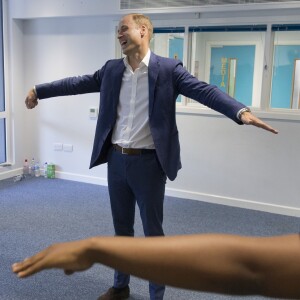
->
xmin=113 ymin=144 xmax=156 ymax=155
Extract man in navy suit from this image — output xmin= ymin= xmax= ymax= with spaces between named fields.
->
xmin=25 ymin=13 xmax=278 ymax=300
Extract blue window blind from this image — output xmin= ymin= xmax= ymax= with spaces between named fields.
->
xmin=272 ymin=24 xmax=300 ymax=31
xmin=153 ymin=27 xmax=185 ymax=34
xmin=189 ymin=25 xmax=267 ymax=32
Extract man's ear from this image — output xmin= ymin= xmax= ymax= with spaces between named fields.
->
xmin=140 ymin=25 xmax=147 ymax=38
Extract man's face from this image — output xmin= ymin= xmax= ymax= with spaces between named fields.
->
xmin=117 ymin=15 xmax=145 ymax=55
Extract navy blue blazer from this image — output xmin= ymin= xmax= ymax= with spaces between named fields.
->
xmin=36 ymin=52 xmax=246 ymax=181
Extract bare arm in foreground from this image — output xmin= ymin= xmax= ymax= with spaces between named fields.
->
xmin=12 ymin=233 xmax=300 ymax=298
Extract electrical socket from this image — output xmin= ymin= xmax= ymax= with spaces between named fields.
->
xmin=89 ymin=107 xmax=98 ymax=119
xmin=63 ymin=144 xmax=73 ymax=152
xmin=54 ymin=143 xmax=63 ymax=151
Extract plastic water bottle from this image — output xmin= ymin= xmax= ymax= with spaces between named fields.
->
xmin=47 ymin=163 xmax=55 ymax=179
xmin=43 ymin=162 xmax=48 ymax=178
xmin=35 ymin=160 xmax=40 ymax=177
xmin=29 ymin=158 xmax=35 ymax=176
xmin=23 ymin=159 xmax=29 ymax=176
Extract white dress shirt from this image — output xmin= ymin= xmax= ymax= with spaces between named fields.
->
xmin=111 ymin=49 xmax=155 ymax=149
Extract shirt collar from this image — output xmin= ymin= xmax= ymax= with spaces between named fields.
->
xmin=124 ymin=49 xmax=151 ymax=69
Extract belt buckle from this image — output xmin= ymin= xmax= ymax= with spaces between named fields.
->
xmin=121 ymin=147 xmax=127 ymax=155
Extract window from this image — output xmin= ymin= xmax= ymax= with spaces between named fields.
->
xmin=270 ymin=24 xmax=300 ymax=109
xmin=188 ymin=25 xmax=267 ymax=108
xmin=0 ymin=0 xmax=6 ymax=164
xmin=151 ymin=27 xmax=185 ymax=103
xmin=151 ymin=27 xmax=184 ymax=60
xmin=114 ymin=19 xmax=300 ymax=118
xmin=0 ymin=119 xmax=5 ymax=163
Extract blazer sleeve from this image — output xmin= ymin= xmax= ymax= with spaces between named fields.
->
xmin=173 ymin=63 xmax=246 ymax=124
xmin=35 ymin=69 xmax=103 ymax=99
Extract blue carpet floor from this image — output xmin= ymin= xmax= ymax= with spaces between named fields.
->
xmin=0 ymin=176 xmax=299 ymax=299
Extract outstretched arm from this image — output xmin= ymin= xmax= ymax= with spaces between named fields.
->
xmin=25 ymin=71 xmax=102 ymax=110
xmin=12 ymin=234 xmax=300 ymax=298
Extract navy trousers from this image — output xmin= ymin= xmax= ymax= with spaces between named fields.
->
xmin=107 ymin=146 xmax=166 ymax=300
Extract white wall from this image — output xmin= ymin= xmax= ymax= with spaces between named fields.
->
xmin=168 ymin=114 xmax=300 ymax=215
xmin=22 ymin=16 xmax=116 ymax=185
xmin=2 ymin=0 xmax=300 ymax=216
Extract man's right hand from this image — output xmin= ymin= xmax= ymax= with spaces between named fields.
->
xmin=25 ymin=88 xmax=38 ymax=109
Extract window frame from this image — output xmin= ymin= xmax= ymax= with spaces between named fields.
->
xmin=0 ymin=0 xmax=11 ymax=166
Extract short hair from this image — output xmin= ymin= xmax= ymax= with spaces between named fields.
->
xmin=130 ymin=13 xmax=153 ymax=41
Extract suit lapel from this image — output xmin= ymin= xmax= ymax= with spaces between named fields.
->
xmin=148 ymin=53 xmax=160 ymax=117
xmin=113 ymin=59 xmax=126 ymax=112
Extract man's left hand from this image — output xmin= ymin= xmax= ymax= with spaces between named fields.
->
xmin=240 ymin=111 xmax=278 ymax=134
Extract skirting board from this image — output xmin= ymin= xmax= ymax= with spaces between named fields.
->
xmin=2 ymin=169 xmax=300 ymax=217
xmin=51 ymin=171 xmax=300 ymax=217
xmin=166 ymin=188 xmax=300 ymax=218
xmin=0 ymin=168 xmax=22 ymax=180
